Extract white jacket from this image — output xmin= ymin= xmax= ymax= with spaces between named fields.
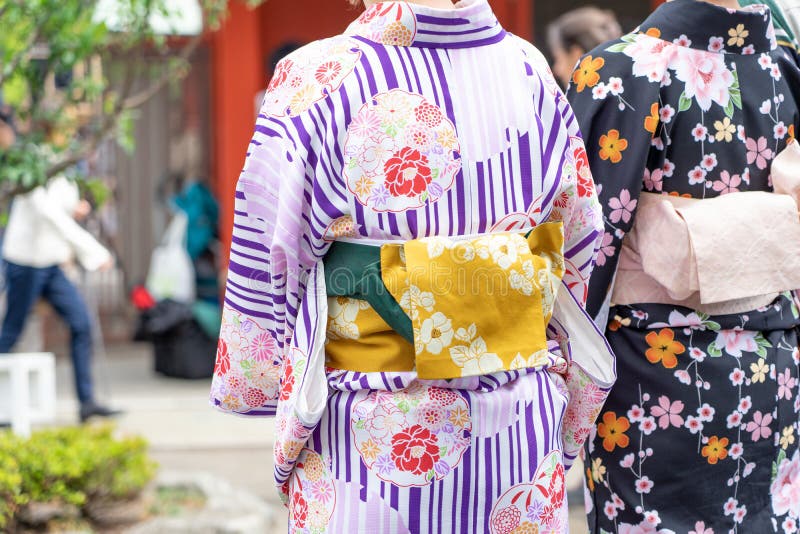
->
xmin=2 ymin=177 xmax=111 ymax=270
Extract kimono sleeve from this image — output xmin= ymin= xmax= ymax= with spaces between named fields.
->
xmin=520 ymin=41 xmax=604 ymax=306
xmin=554 ymin=92 xmax=605 ymax=306
xmin=209 ymin=110 xmax=333 ymax=416
xmin=566 ymin=49 xmax=654 ymax=321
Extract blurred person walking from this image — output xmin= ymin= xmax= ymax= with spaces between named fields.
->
xmin=568 ymin=0 xmax=800 ymax=532
xmin=210 ymin=0 xmax=616 ymax=531
xmin=0 ymin=110 xmax=121 ymax=423
xmin=547 ymin=7 xmax=622 ymax=89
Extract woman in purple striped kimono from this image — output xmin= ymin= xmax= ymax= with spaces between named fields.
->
xmin=210 ymin=1 xmax=614 ymax=532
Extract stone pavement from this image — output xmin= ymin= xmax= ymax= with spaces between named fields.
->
xmin=51 ymin=343 xmax=589 ymax=533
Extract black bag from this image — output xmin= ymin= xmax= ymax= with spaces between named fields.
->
xmin=134 ymin=299 xmax=216 ymax=379
xmin=151 ymin=318 xmax=216 ymax=379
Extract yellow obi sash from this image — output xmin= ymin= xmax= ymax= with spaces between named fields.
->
xmin=324 ymin=222 xmax=565 ymax=379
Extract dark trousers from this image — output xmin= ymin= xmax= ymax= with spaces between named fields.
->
xmin=0 ymin=262 xmax=94 ymax=403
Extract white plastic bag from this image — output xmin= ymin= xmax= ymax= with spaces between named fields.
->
xmin=146 ymin=211 xmax=195 ymax=303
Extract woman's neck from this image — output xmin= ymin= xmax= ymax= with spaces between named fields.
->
xmin=365 ymin=0 xmax=455 ymax=8
xmin=698 ymin=0 xmax=741 ymax=8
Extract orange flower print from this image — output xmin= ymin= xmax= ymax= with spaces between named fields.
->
xmin=645 ymin=28 xmax=662 ymax=38
xmin=572 ymin=55 xmax=605 ymax=93
xmin=644 ymin=103 xmax=659 ymax=135
xmin=702 ymin=436 xmax=730 ymax=465
xmin=599 ymin=130 xmax=628 ymax=164
xmin=790 ymin=124 xmax=796 ymax=143
xmin=586 ymin=467 xmax=595 ymax=492
xmin=383 ymin=21 xmax=413 ymax=46
xmin=645 ymin=328 xmax=686 ymax=369
xmin=597 ymin=412 xmax=631 ymax=452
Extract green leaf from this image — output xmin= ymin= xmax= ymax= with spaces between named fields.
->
xmin=724 ymin=99 xmax=735 ymax=119
xmin=703 ymin=320 xmax=722 ymax=332
xmin=397 ymin=400 xmax=410 ymax=413
xmin=708 ymin=343 xmax=723 ymax=358
xmin=678 ymin=92 xmax=692 ymax=112
xmin=605 ymin=43 xmax=630 ymax=53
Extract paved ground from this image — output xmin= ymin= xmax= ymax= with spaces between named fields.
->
xmin=49 ymin=343 xmax=589 ymax=533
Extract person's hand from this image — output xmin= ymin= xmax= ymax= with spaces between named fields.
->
xmin=73 ymin=200 xmax=92 ymax=221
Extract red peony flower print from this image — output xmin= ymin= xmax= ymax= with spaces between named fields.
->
xmin=414 ymin=102 xmax=444 ymax=128
xmin=268 ymin=59 xmax=293 ymax=92
xmin=548 ymin=462 xmax=566 ymax=506
xmin=574 ymin=145 xmax=595 ymax=198
xmin=491 ymin=505 xmax=522 ymax=534
xmin=290 ymin=491 xmax=308 ymax=528
xmin=384 ymin=147 xmax=432 ymax=198
xmin=390 ymin=424 xmax=440 ymax=475
xmin=315 ymin=61 xmax=342 ymax=85
xmin=357 ymin=6 xmax=379 ymax=24
xmin=243 ymin=387 xmax=268 ymax=407
xmin=279 ymin=362 xmax=295 ymax=401
xmin=214 ymin=339 xmax=230 ymax=377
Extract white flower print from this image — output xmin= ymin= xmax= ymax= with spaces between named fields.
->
xmin=417 ymin=312 xmax=454 ymax=355
xmin=775 ymin=121 xmax=788 ymax=140
xmin=449 ymin=336 xmax=503 ymax=376
xmin=593 ymin=83 xmax=610 ymax=100
xmin=688 ymin=166 xmax=708 ymax=185
xmin=673 ymin=48 xmax=734 ymax=111
xmin=674 ymin=35 xmax=692 ymax=47
xmin=607 ymin=77 xmax=624 ymax=96
xmin=708 ymin=36 xmax=725 ymax=53
xmin=700 ymin=153 xmax=718 ymax=171
xmin=692 ymin=123 xmax=709 ymax=142
xmin=686 ymin=415 xmax=704 ymax=434
xmin=659 ymin=105 xmax=676 ymax=123
xmin=662 ymin=159 xmax=676 ymax=177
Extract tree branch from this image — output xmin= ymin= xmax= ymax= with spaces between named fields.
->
xmin=0 ymin=12 xmax=51 ymax=87
xmin=122 ymin=32 xmax=203 ymax=110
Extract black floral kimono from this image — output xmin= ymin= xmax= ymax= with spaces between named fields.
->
xmin=568 ymin=2 xmax=800 ymax=533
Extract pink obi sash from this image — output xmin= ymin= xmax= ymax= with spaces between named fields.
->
xmin=613 ymin=142 xmax=800 ymax=315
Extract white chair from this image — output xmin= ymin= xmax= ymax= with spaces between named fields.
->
xmin=0 ymin=353 xmax=56 ymax=437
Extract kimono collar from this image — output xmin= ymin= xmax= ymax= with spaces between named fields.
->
xmin=345 ymin=0 xmax=506 ymax=49
xmin=637 ymin=0 xmax=777 ymax=55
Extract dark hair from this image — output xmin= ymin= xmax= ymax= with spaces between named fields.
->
xmin=547 ymin=7 xmax=622 ymax=55
xmin=268 ymin=42 xmax=305 ymax=74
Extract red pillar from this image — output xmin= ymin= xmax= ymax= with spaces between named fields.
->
xmin=211 ymin=1 xmax=264 ymax=262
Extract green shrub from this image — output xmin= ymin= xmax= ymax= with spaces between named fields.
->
xmin=0 ymin=433 xmax=26 ymax=530
xmin=0 ymin=425 xmax=156 ymax=529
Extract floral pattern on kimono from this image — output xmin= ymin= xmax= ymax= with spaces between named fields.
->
xmin=567 ymin=1 xmax=800 ymax=532
xmin=211 ymin=0 xmax=607 ymax=532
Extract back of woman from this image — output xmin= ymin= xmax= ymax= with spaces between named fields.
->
xmin=568 ymin=1 xmax=800 ymax=532
xmin=210 ymin=1 xmax=614 ymax=532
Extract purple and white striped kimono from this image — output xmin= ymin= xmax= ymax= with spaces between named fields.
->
xmin=210 ymin=1 xmax=612 ymax=532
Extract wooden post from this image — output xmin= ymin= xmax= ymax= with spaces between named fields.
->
xmin=210 ymin=1 xmax=264 ymax=263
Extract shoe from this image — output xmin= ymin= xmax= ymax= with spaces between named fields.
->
xmin=79 ymin=402 xmax=124 ymax=423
